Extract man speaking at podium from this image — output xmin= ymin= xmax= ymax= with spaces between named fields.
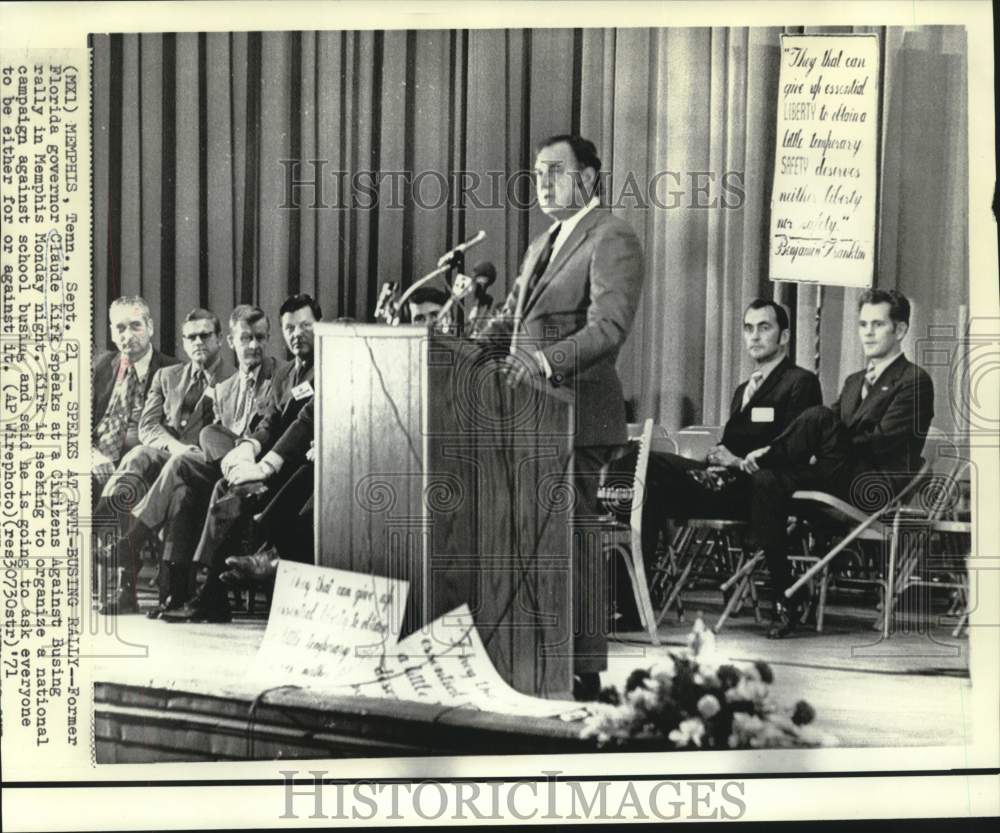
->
xmin=479 ymin=134 xmax=644 ymax=700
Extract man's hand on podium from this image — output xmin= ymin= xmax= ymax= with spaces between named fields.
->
xmin=501 ymin=349 xmax=546 ymax=388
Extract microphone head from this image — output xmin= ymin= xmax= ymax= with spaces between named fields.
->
xmin=471 ymin=260 xmax=497 ymax=288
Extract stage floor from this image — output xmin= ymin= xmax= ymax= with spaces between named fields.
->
xmin=92 ymin=587 xmax=972 ymax=758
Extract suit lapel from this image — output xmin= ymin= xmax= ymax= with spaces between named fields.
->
xmin=144 ymin=351 xmax=162 ymax=397
xmin=522 ymin=210 xmax=601 ymax=316
xmin=94 ymin=354 xmax=121 ymax=415
xmin=851 ymin=355 xmax=909 ymax=423
xmin=219 ymin=374 xmax=239 ymax=425
xmin=745 ymin=357 xmax=791 ymax=411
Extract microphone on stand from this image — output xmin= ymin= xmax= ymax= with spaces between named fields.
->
xmin=436 ymin=261 xmax=497 ymax=334
xmin=374 ymin=282 xmax=400 ymax=324
xmin=468 ymin=261 xmax=497 ymax=332
xmin=436 ymin=230 xmax=487 ymax=270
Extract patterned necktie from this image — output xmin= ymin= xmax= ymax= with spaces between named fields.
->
xmin=861 ymin=360 xmax=877 ymax=401
xmin=233 ymin=372 xmax=255 ymax=434
xmin=95 ymin=359 xmax=138 ymax=462
xmin=741 ymin=370 xmax=765 ymax=410
xmin=526 ymin=223 xmax=562 ymax=299
xmin=179 ymin=368 xmax=207 ymax=422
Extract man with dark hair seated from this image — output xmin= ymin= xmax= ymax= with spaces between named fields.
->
xmin=632 ymin=299 xmax=821 ymax=626
xmin=162 ymin=294 xmax=322 ymax=622
xmin=96 ymin=307 xmax=233 ymax=613
xmin=642 ymin=299 xmax=822 ymax=556
xmin=739 ymin=288 xmax=934 ymax=638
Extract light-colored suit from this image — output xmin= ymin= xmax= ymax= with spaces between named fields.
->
xmin=138 ymin=357 xmax=234 ymax=452
xmin=487 ymin=207 xmax=644 ymax=448
xmin=483 ymin=206 xmax=645 ymax=674
xmin=211 ymin=355 xmax=283 ymax=435
xmin=130 ymin=355 xmax=283 ymax=569
xmin=101 ymin=355 xmax=233 ymax=503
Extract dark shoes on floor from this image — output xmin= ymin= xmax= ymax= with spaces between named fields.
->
xmin=98 ymin=585 xmax=138 ymax=615
xmin=767 ymin=601 xmax=801 ymax=639
xmin=160 ymin=592 xmax=232 ymax=624
xmin=145 ymin=595 xmax=187 ymax=620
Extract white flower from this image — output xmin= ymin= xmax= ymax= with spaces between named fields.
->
xmin=697 ymin=694 xmax=721 ymax=719
xmin=669 ymin=717 xmax=705 ymax=748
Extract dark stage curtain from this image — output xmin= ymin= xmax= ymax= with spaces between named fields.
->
xmin=91 ymin=26 xmax=968 ymax=434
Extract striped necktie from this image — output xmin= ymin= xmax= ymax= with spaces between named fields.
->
xmin=741 ymin=370 xmax=765 ymax=411
xmin=861 ymin=360 xmax=877 ymax=400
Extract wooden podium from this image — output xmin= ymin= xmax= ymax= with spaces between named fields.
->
xmin=314 ymin=323 xmax=575 ymax=699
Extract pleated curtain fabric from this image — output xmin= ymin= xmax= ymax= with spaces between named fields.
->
xmin=91 ymin=26 xmax=969 ymax=434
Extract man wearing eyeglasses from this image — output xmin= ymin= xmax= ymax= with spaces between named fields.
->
xmin=96 ymin=308 xmax=233 ymax=614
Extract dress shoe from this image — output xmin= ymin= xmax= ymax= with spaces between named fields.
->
xmin=160 ymin=598 xmax=232 ymax=624
xmin=767 ymin=601 xmax=800 ymax=639
xmin=573 ymin=672 xmax=602 ymax=702
xmin=98 ymin=586 xmax=138 ymax=615
xmin=145 ymin=595 xmax=186 ymax=620
xmin=222 ymin=548 xmax=279 ymax=584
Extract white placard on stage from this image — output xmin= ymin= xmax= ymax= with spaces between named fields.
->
xmin=246 ymin=562 xmax=409 ymax=687
xmin=341 ymin=605 xmax=583 ymax=719
xmin=246 ymin=563 xmax=582 ymax=717
xmin=769 ymin=34 xmax=880 ymax=288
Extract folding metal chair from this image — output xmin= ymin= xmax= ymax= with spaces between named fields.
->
xmin=883 ymin=438 xmax=971 ymax=637
xmin=784 ymin=433 xmax=947 ymax=638
xmin=643 ymin=426 xmax=755 ymax=629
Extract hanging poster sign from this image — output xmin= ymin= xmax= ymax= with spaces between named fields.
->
xmin=769 ymin=34 xmax=880 ymax=287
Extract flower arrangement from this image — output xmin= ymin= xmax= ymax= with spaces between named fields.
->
xmin=581 ymin=616 xmax=837 ymax=750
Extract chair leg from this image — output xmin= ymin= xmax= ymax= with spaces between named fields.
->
xmin=816 ymin=565 xmax=830 ymax=632
xmin=620 ymin=537 xmax=661 ymax=646
xmin=658 ymin=534 xmax=702 ymax=626
xmin=715 ymin=572 xmax=750 ymax=633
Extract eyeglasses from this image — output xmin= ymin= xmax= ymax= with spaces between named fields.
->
xmin=183 ymin=331 xmax=217 ymax=342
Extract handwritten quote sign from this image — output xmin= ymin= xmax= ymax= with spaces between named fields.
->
xmin=247 ymin=564 xmax=582 ymax=718
xmin=770 ymin=34 xmax=880 ymax=287
xmin=343 ymin=605 xmax=581 ymax=718
xmin=246 ymin=562 xmax=408 ymax=687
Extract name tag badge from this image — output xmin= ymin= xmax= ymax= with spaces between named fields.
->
xmin=751 ymin=407 xmax=775 ymax=423
xmin=291 ymin=381 xmax=314 ymax=401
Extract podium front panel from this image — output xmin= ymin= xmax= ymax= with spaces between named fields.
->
xmin=315 ymin=324 xmax=575 ymax=699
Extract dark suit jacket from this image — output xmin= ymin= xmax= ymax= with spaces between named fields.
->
xmin=248 ymin=360 xmax=315 ymax=454
xmin=482 ymin=208 xmax=644 ymax=447
xmin=720 ymin=357 xmax=822 ymax=458
xmin=831 ymin=354 xmax=934 ymax=476
xmin=91 ymin=349 xmax=178 ymax=437
xmin=212 ymin=355 xmax=286 ymax=435
xmin=272 ymin=397 xmax=313 ymax=463
xmin=138 ymin=356 xmax=235 ymax=451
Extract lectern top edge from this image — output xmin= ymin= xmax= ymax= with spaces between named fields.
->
xmin=314 ymin=321 xmax=431 ymax=339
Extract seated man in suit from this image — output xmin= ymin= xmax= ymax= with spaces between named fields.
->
xmin=91 ymin=295 xmax=178 ymax=495
xmin=96 ymin=307 xmax=232 ymax=613
xmin=102 ymin=305 xmax=283 ymax=617
xmin=640 ymin=299 xmax=822 ymax=562
xmin=161 ymin=294 xmax=322 ymax=622
xmin=740 ymin=288 xmax=934 ymax=638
